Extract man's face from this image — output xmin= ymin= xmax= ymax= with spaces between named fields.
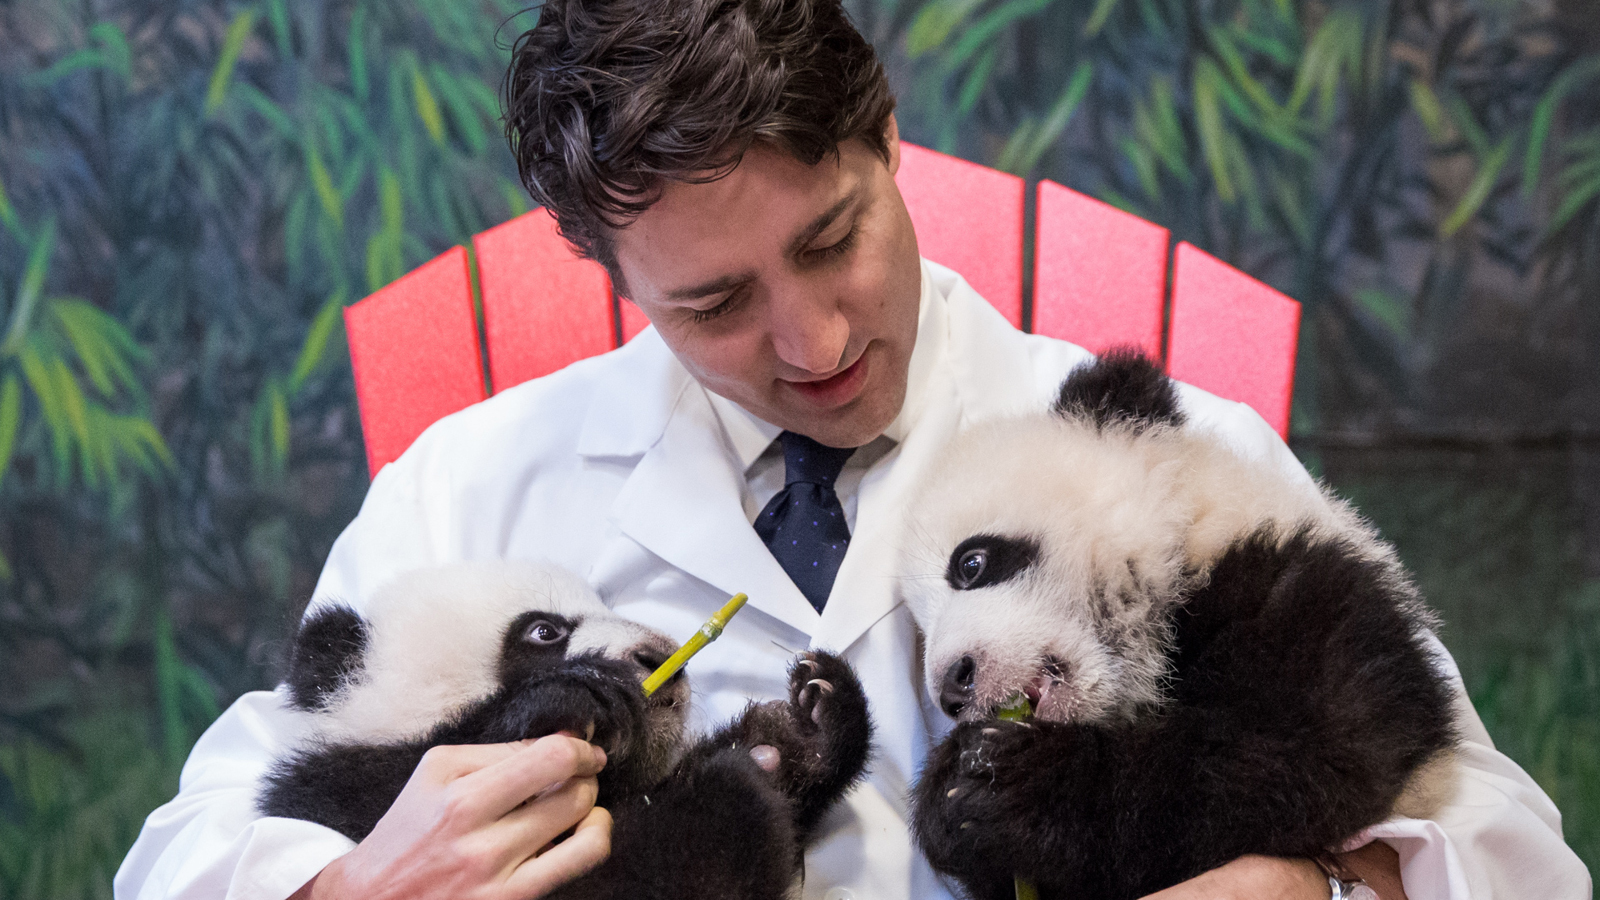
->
xmin=612 ymin=122 xmax=922 ymax=449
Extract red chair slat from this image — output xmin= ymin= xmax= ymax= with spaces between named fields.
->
xmin=475 ymin=209 xmax=615 ymax=392
xmin=619 ymin=297 xmax=650 ymax=343
xmin=1032 ymin=181 xmax=1168 ymax=358
xmin=1165 ymin=242 xmax=1300 ymax=438
xmin=345 ymin=246 xmax=487 ymax=476
xmin=895 ymin=143 xmax=1025 ymax=329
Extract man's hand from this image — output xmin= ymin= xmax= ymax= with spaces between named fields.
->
xmin=1138 ymin=843 xmax=1409 ymax=900
xmin=291 ymin=734 xmax=611 ymax=900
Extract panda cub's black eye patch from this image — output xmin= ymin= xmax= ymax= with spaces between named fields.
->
xmin=946 ymin=535 xmax=1040 ymax=590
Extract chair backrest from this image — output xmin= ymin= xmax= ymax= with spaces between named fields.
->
xmin=344 ymin=143 xmax=1300 ymax=476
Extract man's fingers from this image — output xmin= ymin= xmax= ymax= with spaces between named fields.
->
xmin=455 ymin=734 xmax=607 ymax=820
xmin=502 ymin=805 xmax=613 ymax=900
xmin=494 ymin=775 xmax=602 ymax=856
xmin=411 ymin=741 xmax=539 ymax=784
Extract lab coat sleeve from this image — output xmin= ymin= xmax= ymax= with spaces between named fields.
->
xmin=115 ymin=442 xmax=445 ymax=900
xmin=1191 ymin=395 xmax=1592 ymax=900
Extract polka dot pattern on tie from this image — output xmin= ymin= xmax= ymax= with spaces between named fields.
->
xmin=753 ymin=431 xmax=856 ymax=613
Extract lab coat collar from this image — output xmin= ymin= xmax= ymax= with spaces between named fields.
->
xmin=577 ymin=327 xmax=820 ymax=634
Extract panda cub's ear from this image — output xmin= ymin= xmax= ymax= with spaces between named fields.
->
xmin=1053 ymin=346 xmax=1185 ymax=432
xmin=285 ymin=604 xmax=369 ymax=712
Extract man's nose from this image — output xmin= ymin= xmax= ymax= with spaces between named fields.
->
xmin=769 ymin=288 xmax=849 ymax=374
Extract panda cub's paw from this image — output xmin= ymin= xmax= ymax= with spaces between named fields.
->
xmin=720 ymin=651 xmax=872 ymax=834
xmin=914 ymin=719 xmax=1075 ymax=881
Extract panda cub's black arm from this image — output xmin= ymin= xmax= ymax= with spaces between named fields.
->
xmin=549 ymin=651 xmax=873 ymax=900
xmin=914 ymin=529 xmax=1456 ymax=900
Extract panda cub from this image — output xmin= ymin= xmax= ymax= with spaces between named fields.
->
xmin=259 ymin=562 xmax=871 ymax=900
xmin=898 ymin=350 xmax=1456 ymax=900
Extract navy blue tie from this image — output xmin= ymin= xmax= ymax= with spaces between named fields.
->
xmin=755 ymin=432 xmax=855 ymax=613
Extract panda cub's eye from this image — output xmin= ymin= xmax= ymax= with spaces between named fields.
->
xmin=525 ymin=620 xmax=569 ymax=644
xmin=956 ymin=549 xmax=988 ymax=587
xmin=946 ymin=534 xmax=1041 ymax=591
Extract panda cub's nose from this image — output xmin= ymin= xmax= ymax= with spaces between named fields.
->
xmin=940 ymin=655 xmax=976 ymax=718
xmin=632 ymin=648 xmax=668 ymax=675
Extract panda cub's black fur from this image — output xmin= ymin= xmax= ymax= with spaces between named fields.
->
xmin=259 ymin=563 xmax=872 ymax=900
xmin=899 ymin=349 xmax=1457 ymax=900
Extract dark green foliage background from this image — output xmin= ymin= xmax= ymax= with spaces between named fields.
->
xmin=0 ymin=0 xmax=1594 ymax=895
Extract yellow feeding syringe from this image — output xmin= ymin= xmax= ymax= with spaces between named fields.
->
xmin=641 ymin=593 xmax=749 ymax=697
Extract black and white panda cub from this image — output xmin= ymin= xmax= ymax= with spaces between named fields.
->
xmin=898 ymin=350 xmax=1457 ymax=900
xmin=259 ymin=562 xmax=872 ymax=900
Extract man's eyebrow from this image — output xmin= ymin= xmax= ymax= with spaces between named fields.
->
xmin=784 ymin=188 xmax=863 ymax=258
xmin=665 ymin=272 xmax=757 ymax=302
xmin=662 ymin=188 xmax=864 ymax=302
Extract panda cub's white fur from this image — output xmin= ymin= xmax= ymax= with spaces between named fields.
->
xmin=308 ymin=561 xmax=676 ymax=745
xmin=899 ymin=392 xmax=1414 ymax=727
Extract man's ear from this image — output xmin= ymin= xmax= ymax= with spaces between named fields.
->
xmin=885 ymin=112 xmax=901 ymax=177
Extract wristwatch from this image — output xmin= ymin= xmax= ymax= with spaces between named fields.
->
xmin=1314 ymin=853 xmax=1379 ymax=900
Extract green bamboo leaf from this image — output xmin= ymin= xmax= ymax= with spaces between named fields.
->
xmin=379 ymin=168 xmax=405 ymax=281
xmin=1005 ymin=62 xmax=1094 ymax=175
xmin=431 ymin=65 xmax=487 ymax=154
xmin=235 ymin=84 xmax=298 ymax=140
xmin=1445 ymin=95 xmax=1490 ymax=156
xmin=956 ymin=46 xmax=999 ymax=115
xmin=1408 ymin=79 xmax=1452 ymax=144
xmin=267 ymin=0 xmax=292 ymax=57
xmin=1523 ymin=58 xmax=1600 ymax=196
xmin=51 ymin=299 xmax=144 ymax=398
xmin=89 ymin=22 xmax=132 ymax=84
xmin=1121 ymin=137 xmax=1162 ymax=202
xmin=0 ymin=373 xmax=19 ymax=489
xmin=1194 ymin=62 xmax=1237 ymax=202
xmin=365 ymin=234 xmax=387 ymax=295
xmin=205 ymin=10 xmax=258 ymax=115
xmin=1209 ymin=27 xmax=1282 ymax=120
xmin=1441 ymin=138 xmax=1512 ymax=236
xmin=907 ymin=0 xmax=982 ymax=58
xmin=1354 ymin=287 xmax=1409 ymax=337
xmin=2 ymin=220 xmax=57 ymax=356
xmin=1289 ymin=7 xmax=1361 ymax=117
xmin=0 ymin=175 xmax=17 ymax=236
xmin=288 ymin=290 xmax=347 ymax=395
xmin=1550 ymin=170 xmax=1600 ymax=232
xmin=948 ymin=0 xmax=1050 ymax=68
xmin=50 ymin=356 xmax=92 ymax=465
xmin=270 ymin=384 xmax=290 ymax=468
xmin=129 ymin=417 xmax=176 ymax=471
xmin=412 ymin=66 xmax=447 ymax=145
xmin=29 ymin=48 xmax=108 ymax=86
xmin=17 ymin=343 xmax=69 ymax=475
xmin=306 ymin=144 xmax=343 ymax=228
xmin=1084 ymin=0 xmax=1121 ymax=37
xmin=350 ymin=5 xmax=369 ymax=101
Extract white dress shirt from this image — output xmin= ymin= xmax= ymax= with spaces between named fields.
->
xmin=116 ymin=260 xmax=1592 ymax=900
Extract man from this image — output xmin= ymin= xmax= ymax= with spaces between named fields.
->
xmin=117 ymin=1 xmax=1589 ymax=899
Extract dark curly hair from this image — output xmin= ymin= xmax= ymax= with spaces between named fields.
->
xmin=503 ymin=0 xmax=896 ymax=284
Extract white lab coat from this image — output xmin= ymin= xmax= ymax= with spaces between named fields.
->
xmin=116 ymin=260 xmax=1591 ymax=900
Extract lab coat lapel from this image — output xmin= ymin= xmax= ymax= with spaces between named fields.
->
xmin=590 ymin=333 xmax=820 ymax=636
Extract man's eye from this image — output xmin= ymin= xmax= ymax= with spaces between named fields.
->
xmin=808 ymin=225 xmax=858 ymax=261
xmin=691 ymin=290 xmax=742 ymax=324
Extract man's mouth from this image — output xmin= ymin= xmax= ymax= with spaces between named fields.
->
xmin=784 ymin=351 xmax=869 ymax=408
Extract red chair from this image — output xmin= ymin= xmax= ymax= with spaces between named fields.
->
xmin=344 ymin=144 xmax=1300 ymax=477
